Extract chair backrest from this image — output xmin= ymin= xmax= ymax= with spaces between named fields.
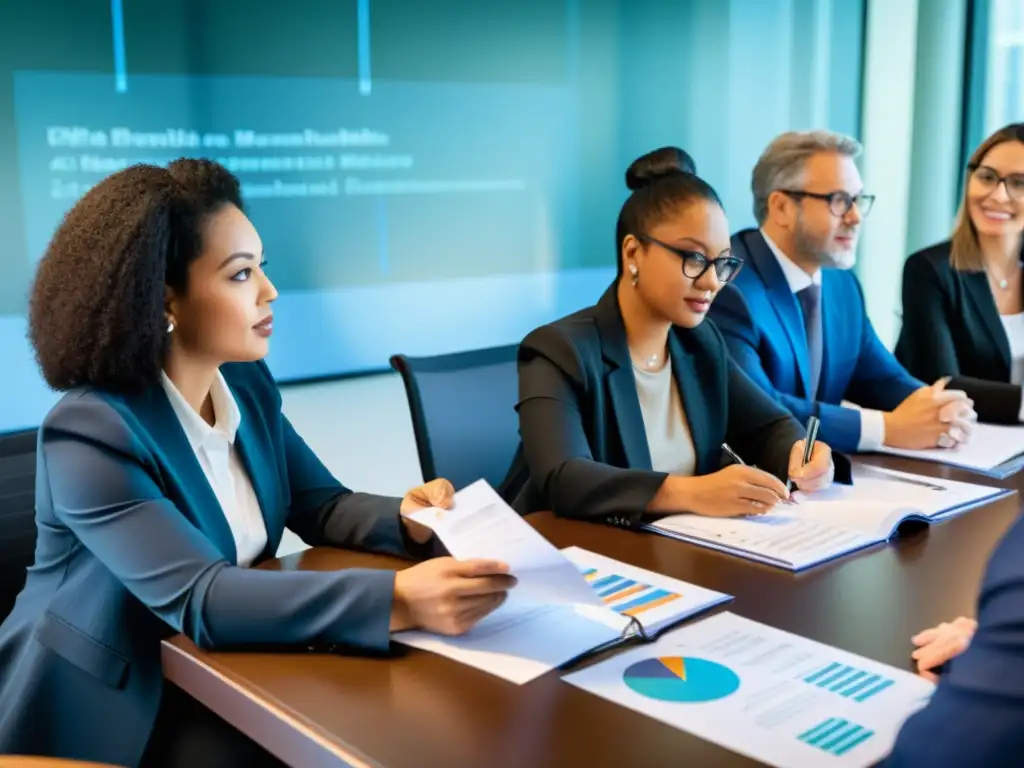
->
xmin=0 ymin=429 xmax=38 ymax=622
xmin=390 ymin=345 xmax=520 ymax=492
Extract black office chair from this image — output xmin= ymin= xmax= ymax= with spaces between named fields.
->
xmin=0 ymin=428 xmax=38 ymax=622
xmin=390 ymin=344 xmax=520 ymax=492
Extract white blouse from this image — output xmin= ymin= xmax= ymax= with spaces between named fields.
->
xmin=1000 ymin=312 xmax=1024 ymax=386
xmin=160 ymin=371 xmax=268 ymax=567
xmin=632 ymin=361 xmax=697 ymax=476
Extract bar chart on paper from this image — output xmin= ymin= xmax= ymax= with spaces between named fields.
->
xmin=798 ymin=718 xmax=875 ymax=757
xmin=580 ymin=566 xmax=683 ymax=616
xmin=803 ymin=662 xmax=895 ymax=702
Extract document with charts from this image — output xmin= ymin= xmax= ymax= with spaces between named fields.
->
xmin=393 ymin=481 xmax=731 ymax=684
xmin=563 ymin=612 xmax=934 ymax=768
xmin=874 ymin=421 xmax=1024 ymax=477
xmin=645 ymin=466 xmax=1009 ymax=571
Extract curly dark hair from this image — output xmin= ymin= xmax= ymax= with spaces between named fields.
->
xmin=29 ymin=158 xmax=244 ymax=394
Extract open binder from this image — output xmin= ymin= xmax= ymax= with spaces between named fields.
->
xmin=646 ymin=466 xmax=1009 ymax=571
xmin=395 ymin=546 xmax=732 ymax=684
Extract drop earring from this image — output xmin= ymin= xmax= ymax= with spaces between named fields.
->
xmin=629 ymin=264 xmax=639 ymax=287
xmin=166 ymin=320 xmax=175 ymax=333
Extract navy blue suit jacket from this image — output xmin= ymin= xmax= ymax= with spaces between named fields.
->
xmin=884 ymin=510 xmax=1024 ymax=765
xmin=0 ymin=360 xmax=432 ymax=766
xmin=708 ymin=228 xmax=923 ymax=454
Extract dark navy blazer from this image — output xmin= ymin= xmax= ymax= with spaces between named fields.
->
xmin=883 ymin=509 xmax=1024 ymax=765
xmin=708 ymin=228 xmax=923 ymax=454
xmin=0 ymin=360 xmax=429 ymax=766
xmin=500 ymin=285 xmax=852 ymax=525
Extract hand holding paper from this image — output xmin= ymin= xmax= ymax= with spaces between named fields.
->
xmin=407 ymin=480 xmax=603 ymax=607
xmin=391 ymin=557 xmax=517 ymax=635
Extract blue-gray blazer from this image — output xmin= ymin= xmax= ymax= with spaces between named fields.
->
xmin=0 ymin=360 xmax=427 ymax=766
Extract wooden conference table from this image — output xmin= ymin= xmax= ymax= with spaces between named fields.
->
xmin=163 ymin=456 xmax=1024 ymax=767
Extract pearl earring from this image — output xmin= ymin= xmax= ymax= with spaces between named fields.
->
xmin=629 ymin=264 xmax=639 ymax=287
xmin=167 ymin=320 xmax=175 ymax=333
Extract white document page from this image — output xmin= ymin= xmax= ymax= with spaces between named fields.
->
xmin=395 ymin=599 xmax=624 ymax=685
xmin=875 ymin=421 xmax=1024 ymax=474
xmin=790 ymin=466 xmax=1007 ymax=535
xmin=394 ymin=546 xmax=733 ymax=684
xmin=649 ymin=513 xmax=875 ymax=570
xmin=649 ymin=467 xmax=1006 ymax=569
xmin=407 ymin=480 xmax=602 ymax=607
xmin=564 ymin=612 xmax=934 ymax=768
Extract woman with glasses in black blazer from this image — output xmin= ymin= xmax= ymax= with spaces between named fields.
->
xmin=896 ymin=123 xmax=1024 ymax=424
xmin=500 ymin=148 xmax=844 ymax=527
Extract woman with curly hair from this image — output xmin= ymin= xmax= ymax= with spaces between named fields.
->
xmin=0 ymin=159 xmax=513 ymax=767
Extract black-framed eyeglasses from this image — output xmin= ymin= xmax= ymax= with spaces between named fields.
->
xmin=780 ymin=190 xmax=875 ymax=218
xmin=968 ymin=164 xmax=1024 ymax=201
xmin=637 ymin=235 xmax=745 ymax=283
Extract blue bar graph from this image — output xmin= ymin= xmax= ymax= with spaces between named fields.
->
xmin=590 ymin=575 xmax=623 ymax=590
xmin=798 ymin=718 xmax=875 ymax=757
xmin=803 ymin=663 xmax=894 ymax=702
xmin=615 ymin=588 xmax=674 ymax=613
xmin=578 ymin=565 xmax=682 ymax=616
xmin=599 ymin=578 xmax=637 ymax=598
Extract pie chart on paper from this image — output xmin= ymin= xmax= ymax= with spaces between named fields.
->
xmin=623 ymin=657 xmax=740 ymax=703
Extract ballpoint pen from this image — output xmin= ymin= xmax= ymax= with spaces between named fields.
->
xmin=722 ymin=443 xmax=795 ymax=504
xmin=786 ymin=416 xmax=820 ymax=496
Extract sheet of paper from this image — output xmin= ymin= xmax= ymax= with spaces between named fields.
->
xmin=562 ymin=547 xmax=733 ymax=636
xmin=650 ymin=513 xmax=875 ymax=570
xmin=564 ymin=612 xmax=934 ymax=768
xmin=394 ymin=598 xmax=623 ymax=684
xmin=875 ymin=422 xmax=1024 ymax=474
xmin=408 ymin=480 xmax=601 ymax=607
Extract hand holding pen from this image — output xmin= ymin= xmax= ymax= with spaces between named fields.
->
xmin=785 ymin=416 xmax=835 ymax=495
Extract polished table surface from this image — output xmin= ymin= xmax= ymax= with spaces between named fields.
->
xmin=163 ymin=457 xmax=1024 ymax=768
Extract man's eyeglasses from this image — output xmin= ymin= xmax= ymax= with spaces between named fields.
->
xmin=969 ymin=164 xmax=1024 ymax=201
xmin=637 ymin=235 xmax=745 ymax=283
xmin=780 ymin=190 xmax=875 ymax=218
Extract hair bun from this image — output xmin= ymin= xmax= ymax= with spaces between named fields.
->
xmin=625 ymin=146 xmax=697 ymax=191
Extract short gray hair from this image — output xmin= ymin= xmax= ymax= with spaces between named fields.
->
xmin=751 ymin=130 xmax=862 ymax=223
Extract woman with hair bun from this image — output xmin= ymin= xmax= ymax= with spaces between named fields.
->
xmin=502 ymin=147 xmax=841 ymax=524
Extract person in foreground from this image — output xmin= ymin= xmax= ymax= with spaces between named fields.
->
xmin=708 ymin=130 xmax=977 ymax=455
xmin=896 ymin=123 xmax=1024 ymax=424
xmin=883 ymin=514 xmax=1024 ymax=765
xmin=501 ymin=147 xmax=842 ymax=526
xmin=0 ymin=160 xmax=514 ymax=768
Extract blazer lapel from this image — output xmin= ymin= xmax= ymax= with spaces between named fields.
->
xmin=124 ymin=385 xmax=238 ymax=563
xmin=963 ymin=271 xmax=1011 ymax=368
xmin=739 ymin=230 xmax=814 ymax=397
xmin=667 ymin=331 xmax=712 ymax=474
xmin=594 ymin=286 xmax=654 ymax=470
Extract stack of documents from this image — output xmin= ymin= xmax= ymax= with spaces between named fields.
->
xmin=646 ymin=466 xmax=1009 ymax=571
xmin=394 ymin=481 xmax=732 ymax=684
xmin=875 ymin=421 xmax=1024 ymax=477
xmin=563 ymin=612 xmax=934 ymax=768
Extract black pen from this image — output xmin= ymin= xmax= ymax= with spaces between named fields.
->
xmin=722 ymin=443 xmax=794 ymax=504
xmin=787 ymin=416 xmax=821 ymax=495
xmin=721 ymin=443 xmax=746 ymax=467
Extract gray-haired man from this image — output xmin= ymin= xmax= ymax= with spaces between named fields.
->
xmin=708 ymin=130 xmax=976 ymax=455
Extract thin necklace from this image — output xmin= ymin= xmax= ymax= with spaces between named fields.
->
xmin=987 ymin=260 xmax=1022 ymax=290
